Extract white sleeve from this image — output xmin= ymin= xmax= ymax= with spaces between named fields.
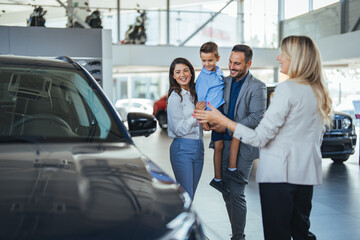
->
xmin=233 ymin=83 xmax=292 ymax=148
xmin=167 ymin=92 xmax=198 ymax=137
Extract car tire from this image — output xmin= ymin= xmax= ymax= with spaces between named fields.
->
xmin=331 ymin=155 xmax=350 ymax=163
xmin=156 ymin=112 xmax=167 ymax=130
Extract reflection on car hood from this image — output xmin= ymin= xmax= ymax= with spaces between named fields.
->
xmin=0 ymin=143 xmax=185 ymax=240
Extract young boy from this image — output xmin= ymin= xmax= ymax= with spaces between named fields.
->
xmin=195 ymin=42 xmax=246 ymax=195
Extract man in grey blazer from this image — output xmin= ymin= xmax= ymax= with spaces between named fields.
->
xmin=211 ymin=44 xmax=267 ymax=240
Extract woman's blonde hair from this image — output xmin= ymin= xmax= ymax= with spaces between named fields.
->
xmin=281 ymin=35 xmax=332 ymax=126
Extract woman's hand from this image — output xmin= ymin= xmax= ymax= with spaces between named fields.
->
xmin=193 ymin=102 xmax=223 ymax=124
xmin=195 ymin=101 xmax=206 ymax=110
xmin=193 ymin=102 xmax=237 ymax=133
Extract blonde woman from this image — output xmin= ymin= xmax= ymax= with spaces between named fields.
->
xmin=194 ymin=35 xmax=332 ymax=240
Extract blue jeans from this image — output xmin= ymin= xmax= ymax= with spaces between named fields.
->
xmin=170 ymin=138 xmax=204 ymax=200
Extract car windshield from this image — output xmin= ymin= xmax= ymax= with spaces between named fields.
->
xmin=0 ymin=65 xmax=126 ymax=143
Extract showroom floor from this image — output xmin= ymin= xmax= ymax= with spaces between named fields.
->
xmin=133 ymin=128 xmax=360 ymax=240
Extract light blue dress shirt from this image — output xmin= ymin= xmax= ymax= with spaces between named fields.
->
xmin=195 ymin=66 xmax=225 ymax=110
xmin=167 ymin=89 xmax=203 ymax=140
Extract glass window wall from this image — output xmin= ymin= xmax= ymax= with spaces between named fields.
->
xmin=313 ymin=0 xmax=339 ymax=10
xmin=244 ymin=0 xmax=278 ymax=48
xmin=113 ymin=73 xmax=168 ymax=102
xmin=324 ymin=67 xmax=360 ymax=127
xmin=283 ymin=0 xmax=339 ymax=19
xmin=0 ymin=0 xmax=343 ymax=46
xmin=113 ymin=67 xmax=278 ymax=104
xmin=284 ymin=0 xmax=309 ymax=19
xmin=101 ymin=0 xmax=279 ymax=47
xmin=169 ymin=1 xmax=237 ymax=47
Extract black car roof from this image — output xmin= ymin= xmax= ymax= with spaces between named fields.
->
xmin=0 ymin=55 xmax=77 ymax=70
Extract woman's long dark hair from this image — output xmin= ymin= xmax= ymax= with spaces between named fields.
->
xmin=168 ymin=57 xmax=197 ymax=104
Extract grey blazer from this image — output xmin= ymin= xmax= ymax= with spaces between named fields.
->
xmin=223 ymin=72 xmax=267 ymax=161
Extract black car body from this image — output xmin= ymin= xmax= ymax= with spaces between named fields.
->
xmin=0 ymin=55 xmax=204 ymax=240
xmin=321 ymin=111 xmax=357 ymax=162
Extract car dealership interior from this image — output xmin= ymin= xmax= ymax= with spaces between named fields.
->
xmin=0 ymin=0 xmax=359 ymax=240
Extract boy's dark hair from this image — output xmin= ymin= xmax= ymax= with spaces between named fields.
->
xmin=232 ymin=44 xmax=253 ymax=63
xmin=200 ymin=42 xmax=219 ymax=58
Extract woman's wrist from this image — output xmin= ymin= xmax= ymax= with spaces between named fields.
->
xmin=224 ymin=118 xmax=236 ymax=133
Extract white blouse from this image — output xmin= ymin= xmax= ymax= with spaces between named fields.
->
xmin=167 ymin=89 xmax=203 ymax=140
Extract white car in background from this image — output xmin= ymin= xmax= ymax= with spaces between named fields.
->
xmin=115 ymin=98 xmax=154 ymax=121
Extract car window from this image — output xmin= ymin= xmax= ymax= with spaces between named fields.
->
xmin=119 ymin=102 xmax=128 ymax=107
xmin=0 ymin=66 xmax=126 ymax=143
xmin=131 ymin=102 xmax=142 ymax=108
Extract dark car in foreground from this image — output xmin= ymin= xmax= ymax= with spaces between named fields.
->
xmin=0 ymin=55 xmax=205 ymax=240
xmin=153 ymin=86 xmax=357 ymax=163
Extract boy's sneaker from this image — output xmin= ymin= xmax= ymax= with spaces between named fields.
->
xmin=209 ymin=179 xmax=230 ymax=195
xmin=224 ymin=169 xmax=248 ymax=184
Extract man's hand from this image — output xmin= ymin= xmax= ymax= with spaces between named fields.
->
xmin=201 ymin=123 xmax=211 ymax=131
xmin=210 ymin=123 xmax=226 ymax=133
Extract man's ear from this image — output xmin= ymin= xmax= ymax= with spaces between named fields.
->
xmin=246 ymin=60 xmax=252 ymax=68
xmin=217 ymin=55 xmax=220 ymax=62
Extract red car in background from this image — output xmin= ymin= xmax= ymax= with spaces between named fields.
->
xmin=153 ymin=95 xmax=168 ymax=129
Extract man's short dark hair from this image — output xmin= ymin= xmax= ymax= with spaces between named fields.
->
xmin=232 ymin=44 xmax=253 ymax=63
xmin=200 ymin=42 xmax=219 ymax=58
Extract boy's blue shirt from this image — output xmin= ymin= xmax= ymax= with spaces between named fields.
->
xmin=195 ymin=66 xmax=225 ymax=110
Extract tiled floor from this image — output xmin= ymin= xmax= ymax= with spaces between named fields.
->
xmin=133 ymin=129 xmax=360 ymax=240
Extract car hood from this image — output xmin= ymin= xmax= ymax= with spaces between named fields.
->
xmin=0 ymin=143 xmax=186 ymax=240
xmin=333 ymin=110 xmax=351 ymax=118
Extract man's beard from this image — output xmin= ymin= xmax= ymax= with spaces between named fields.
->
xmin=231 ymin=66 xmax=247 ymax=80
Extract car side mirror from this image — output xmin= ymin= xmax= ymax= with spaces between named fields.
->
xmin=127 ymin=112 xmax=157 ymax=137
